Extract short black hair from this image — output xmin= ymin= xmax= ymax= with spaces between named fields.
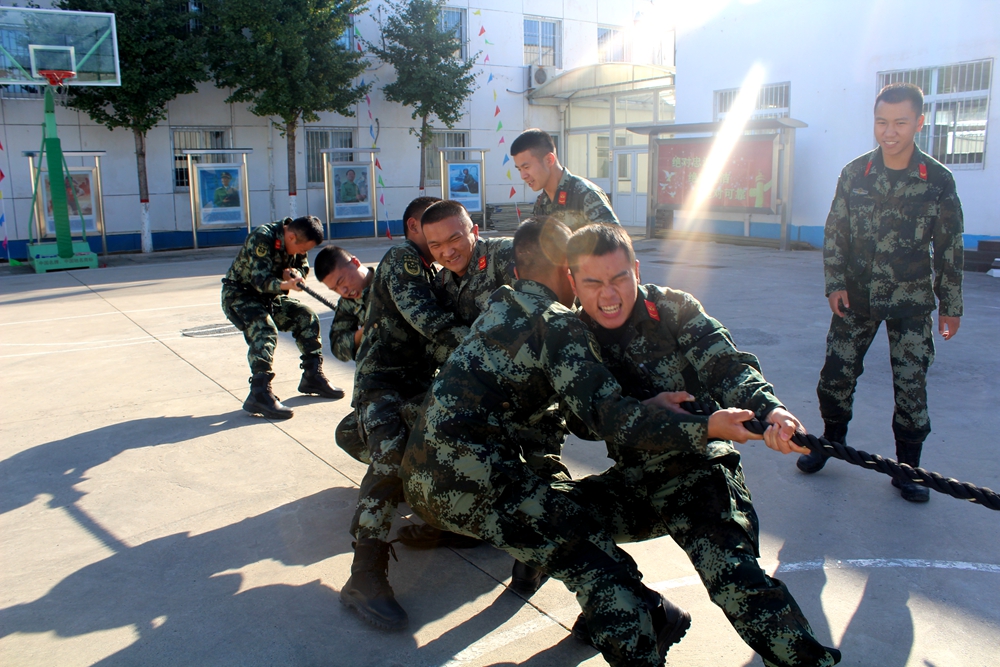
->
xmin=510 ymin=129 xmax=556 ymax=159
xmin=314 ymin=245 xmax=354 ymax=282
xmin=284 ymin=215 xmax=324 ymax=245
xmin=566 ymin=223 xmax=636 ymax=273
xmin=421 ymin=200 xmax=472 ymax=227
xmin=875 ymin=82 xmax=924 ymax=116
xmin=513 ymin=217 xmax=571 ymax=278
xmin=402 ymin=196 xmax=441 ymax=239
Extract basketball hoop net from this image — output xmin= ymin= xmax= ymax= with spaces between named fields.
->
xmin=38 ymin=69 xmax=76 ymax=86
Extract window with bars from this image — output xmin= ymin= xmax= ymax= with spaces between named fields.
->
xmin=306 ymin=128 xmax=354 ymax=185
xmin=714 ymin=82 xmax=790 ymax=121
xmin=598 ymin=27 xmax=629 ymax=64
xmin=172 ymin=128 xmax=232 ymax=189
xmin=426 ymin=131 xmax=468 ymax=184
xmin=878 ymin=58 xmax=992 ymax=168
xmin=524 ymin=18 xmax=559 ymax=68
xmin=439 ymin=8 xmax=467 ymax=60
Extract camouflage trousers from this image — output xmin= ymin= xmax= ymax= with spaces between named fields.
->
xmin=401 ymin=436 xmax=664 ymax=667
xmin=817 ymin=311 xmax=934 ymax=443
xmin=221 ymin=288 xmax=322 ymax=375
xmin=566 ymin=454 xmax=840 ymax=667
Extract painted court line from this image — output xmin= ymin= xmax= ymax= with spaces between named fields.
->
xmin=0 ymin=302 xmax=220 ymax=327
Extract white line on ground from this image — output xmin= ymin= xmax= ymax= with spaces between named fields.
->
xmin=0 ymin=302 xmax=219 ymax=327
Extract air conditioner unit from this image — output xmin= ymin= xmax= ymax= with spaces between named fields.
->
xmin=527 ymin=64 xmax=549 ymax=89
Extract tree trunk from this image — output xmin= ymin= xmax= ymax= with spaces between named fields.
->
xmin=286 ymin=113 xmax=299 ymax=219
xmin=133 ymin=128 xmax=153 ymax=253
xmin=418 ymin=114 xmax=428 ymax=193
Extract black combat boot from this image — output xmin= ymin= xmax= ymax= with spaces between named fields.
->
xmin=797 ymin=421 xmax=846 ymax=474
xmin=891 ymin=440 xmax=930 ymax=503
xmin=572 ymin=590 xmax=691 ymax=659
xmin=243 ymin=372 xmax=293 ymax=419
xmin=508 ymin=560 xmax=548 ymax=597
xmin=297 ymin=356 xmax=345 ymax=399
xmin=395 ymin=523 xmax=482 ymax=549
xmin=340 ymin=538 xmax=408 ymax=630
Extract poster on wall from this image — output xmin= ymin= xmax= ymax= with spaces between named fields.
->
xmin=446 ymin=162 xmax=482 ymax=213
xmin=41 ymin=170 xmax=98 ymax=236
xmin=332 ymin=164 xmax=373 ymax=220
xmin=655 ymin=134 xmax=778 ymax=214
xmin=197 ymin=163 xmax=246 ymax=226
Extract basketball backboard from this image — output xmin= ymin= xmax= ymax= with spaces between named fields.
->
xmin=0 ymin=6 xmax=119 ymax=86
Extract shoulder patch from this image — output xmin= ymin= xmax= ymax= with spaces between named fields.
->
xmin=918 ymin=163 xmax=927 ymax=181
xmin=478 ymin=255 xmax=487 ymax=271
xmin=557 ymin=191 xmax=567 ymax=206
xmin=587 ymin=335 xmax=603 ymax=363
xmin=254 ymin=243 xmax=268 ymax=258
xmin=403 ymin=255 xmax=421 ymax=277
xmin=644 ymin=300 xmax=660 ymax=322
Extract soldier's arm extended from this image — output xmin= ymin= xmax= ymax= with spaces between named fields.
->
xmin=932 ymin=179 xmax=964 ymax=318
xmin=822 ymin=169 xmax=852 ymax=296
xmin=329 ymin=297 xmax=363 ymax=362
xmin=387 ymin=259 xmax=470 ymax=353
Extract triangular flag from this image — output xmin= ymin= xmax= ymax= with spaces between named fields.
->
xmin=354 ymin=26 xmax=361 ymax=36
xmin=484 ymin=54 xmax=490 ymax=63
xmin=485 ymin=39 xmax=494 ymax=45
xmin=506 ymin=169 xmax=511 ymax=179
xmin=496 ymin=120 xmax=503 ymax=131
xmin=368 ymin=110 xmax=373 ymax=119
xmin=473 ymin=9 xmax=481 ymax=15
xmin=487 ymin=73 xmax=494 ymax=84
xmin=360 ymin=78 xmax=365 ymax=86
xmin=369 ymin=125 xmax=376 ymax=139
xmin=0 ymin=168 xmax=4 ymax=182
xmin=378 ymin=175 xmax=385 ymax=187
xmin=0 ymin=140 xmax=4 ymax=150
xmin=502 ymin=154 xmax=509 ymax=165
xmin=386 ymin=225 xmax=392 ymax=241
xmin=478 ymin=26 xmax=486 ymax=36
xmin=494 ymin=105 xmax=500 ymax=117
xmin=493 ymin=89 xmax=497 ymax=101
xmin=365 ymin=94 xmax=371 ymax=105
xmin=379 ymin=193 xmax=385 ymax=205
xmin=509 ymin=186 xmax=516 ymax=198
xmin=375 ymin=158 xmax=382 ymax=170
xmin=357 ymin=42 xmax=362 ymax=52
xmin=515 ymin=204 xmax=521 ymax=220
xmin=499 ymin=136 xmax=505 ymax=145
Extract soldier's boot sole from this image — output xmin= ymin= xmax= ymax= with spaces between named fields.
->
xmin=571 ymin=594 xmax=691 ymax=659
xmin=242 ymin=396 xmax=293 ymax=420
xmin=339 ymin=576 xmax=409 ymax=631
xmin=297 ymin=375 xmax=345 ymax=399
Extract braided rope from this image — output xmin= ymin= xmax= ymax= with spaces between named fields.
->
xmin=299 ymin=283 xmax=339 ymax=311
xmin=680 ymin=401 xmax=1000 ymax=511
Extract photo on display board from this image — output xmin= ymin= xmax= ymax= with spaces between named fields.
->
xmin=197 ymin=163 xmax=246 ymax=226
xmin=447 ymin=162 xmax=482 ymax=213
xmin=41 ymin=170 xmax=97 ymax=236
xmin=332 ymin=164 xmax=373 ymax=220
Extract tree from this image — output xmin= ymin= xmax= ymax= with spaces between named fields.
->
xmin=368 ymin=0 xmax=478 ymax=190
xmin=58 ymin=0 xmax=208 ymax=253
xmin=204 ymin=0 xmax=369 ymax=218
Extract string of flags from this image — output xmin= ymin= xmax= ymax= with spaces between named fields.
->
xmin=0 ymin=139 xmax=8 ymax=261
xmin=354 ymin=19 xmax=392 ymax=239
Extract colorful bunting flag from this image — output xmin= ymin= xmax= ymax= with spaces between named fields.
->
xmin=478 ymin=26 xmax=486 ymax=36
xmin=493 ymin=89 xmax=497 ymax=101
xmin=487 ymin=73 xmax=493 ymax=84
xmin=377 ymin=175 xmax=385 ymax=187
xmin=502 ymin=154 xmax=509 ymax=165
xmin=484 ymin=54 xmax=490 ymax=63
xmin=494 ymin=105 xmax=501 ymax=117
xmin=379 ymin=193 xmax=385 ymax=205
xmin=485 ymin=39 xmax=494 ymax=45
xmin=499 ymin=136 xmax=505 ymax=145
xmin=509 ymin=186 xmax=516 ymax=198
xmin=506 ymin=169 xmax=511 ymax=179
xmin=375 ymin=158 xmax=382 ymax=170
xmin=473 ymin=9 xmax=481 ymax=15
xmin=496 ymin=120 xmax=503 ymax=131
xmin=369 ymin=125 xmax=376 ymax=139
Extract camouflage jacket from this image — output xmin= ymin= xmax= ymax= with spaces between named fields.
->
xmin=823 ymin=145 xmax=964 ymax=320
xmin=222 ymin=220 xmax=309 ymax=299
xmin=328 ymin=274 xmax=372 ymax=362
xmin=435 ymin=238 xmax=516 ymax=325
xmin=411 ymin=280 xmax=715 ymax=488
xmin=582 ymin=284 xmax=784 ymax=469
xmin=532 ymin=168 xmax=619 ymax=231
xmin=352 ymin=240 xmax=469 ymax=403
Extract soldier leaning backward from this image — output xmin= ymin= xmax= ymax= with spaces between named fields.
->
xmin=565 ymin=223 xmax=842 ymax=667
xmin=402 ymin=219 xmax=842 ymax=666
xmin=221 ymin=215 xmax=344 ymax=420
xmin=800 ymin=82 xmax=964 ymax=505
xmin=339 ymin=196 xmax=481 ymax=633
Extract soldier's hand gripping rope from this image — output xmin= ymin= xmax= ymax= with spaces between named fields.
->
xmin=680 ymin=401 xmax=1000 ymax=511
xmin=286 ymin=268 xmax=339 ymax=311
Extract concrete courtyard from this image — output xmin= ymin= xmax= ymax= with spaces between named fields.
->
xmin=1 ymin=234 xmax=998 ymax=666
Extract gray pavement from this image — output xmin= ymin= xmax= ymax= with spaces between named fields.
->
xmin=1 ymin=234 xmax=998 ymax=667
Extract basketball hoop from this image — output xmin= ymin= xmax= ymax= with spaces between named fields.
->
xmin=38 ymin=69 xmax=76 ymax=86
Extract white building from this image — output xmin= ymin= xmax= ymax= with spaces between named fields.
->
xmin=1 ymin=0 xmax=995 ymax=256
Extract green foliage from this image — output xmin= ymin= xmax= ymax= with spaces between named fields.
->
xmin=203 ymin=0 xmax=369 ymax=127
xmin=368 ymin=0 xmax=478 ymax=147
xmin=57 ymin=0 xmax=207 ymax=134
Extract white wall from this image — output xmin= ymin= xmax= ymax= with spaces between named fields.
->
xmin=674 ymin=0 xmax=1000 ymax=241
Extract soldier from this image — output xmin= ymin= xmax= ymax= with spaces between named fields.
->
xmin=340 ymin=196 xmax=478 ymax=633
xmin=510 ymin=128 xmax=619 ymax=231
xmin=800 ymin=82 xmax=964 ymax=504
xmin=565 ymin=222 xmax=842 ymax=667
xmin=314 ymin=245 xmax=374 ymax=363
xmin=221 ymin=216 xmax=344 ymax=420
xmin=402 ymin=218 xmax=696 ymax=666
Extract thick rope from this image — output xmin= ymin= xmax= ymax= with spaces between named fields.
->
xmin=298 ymin=283 xmax=338 ymax=311
xmin=680 ymin=401 xmax=1000 ymax=512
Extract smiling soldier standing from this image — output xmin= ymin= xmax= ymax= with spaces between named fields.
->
xmin=799 ymin=82 xmax=964 ymax=503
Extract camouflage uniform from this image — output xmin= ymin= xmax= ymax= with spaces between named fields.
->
xmin=402 ymin=280 xmax=723 ymax=666
xmin=818 ymin=146 xmax=964 ymax=443
xmin=328 ymin=277 xmax=371 ymax=362
xmin=221 ymin=221 xmax=321 ymax=374
xmin=578 ymin=284 xmax=840 ymax=667
xmin=350 ymin=240 xmax=469 ymax=542
xmin=532 ymin=168 xmax=620 ymax=231
xmin=435 ymin=238 xmax=515 ymax=325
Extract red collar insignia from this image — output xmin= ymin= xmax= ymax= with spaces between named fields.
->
xmin=864 ymin=160 xmax=873 ymax=177
xmin=478 ymin=255 xmax=487 ymax=271
xmin=274 ymin=239 xmax=282 ymax=250
xmin=918 ymin=163 xmax=927 ymax=181
xmin=557 ymin=191 xmax=567 ymax=206
xmin=644 ymin=300 xmax=660 ymax=321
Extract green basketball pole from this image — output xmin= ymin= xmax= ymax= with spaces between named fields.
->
xmin=43 ymin=86 xmax=74 ymax=259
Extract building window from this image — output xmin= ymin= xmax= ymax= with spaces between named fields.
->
xmin=598 ymin=26 xmax=629 ymax=64
xmin=439 ymin=8 xmax=467 ymax=60
xmin=306 ymin=128 xmax=354 ymax=186
xmin=335 ymin=14 xmax=355 ymax=52
xmin=172 ymin=128 xmax=232 ymax=189
xmin=878 ymin=58 xmax=992 ymax=168
xmin=426 ymin=130 xmax=469 ymax=184
xmin=524 ymin=18 xmax=559 ymax=68
xmin=714 ymin=82 xmax=790 ymax=122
